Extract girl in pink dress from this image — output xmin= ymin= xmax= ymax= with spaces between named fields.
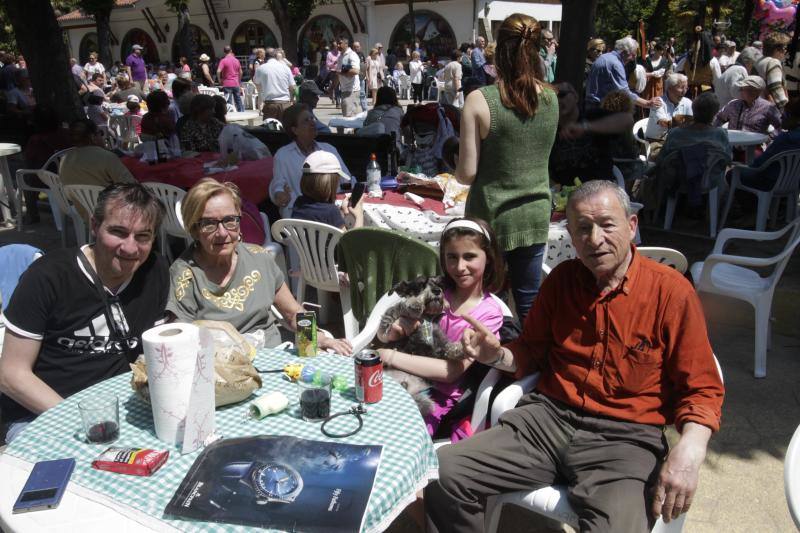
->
xmin=377 ymin=217 xmax=506 ymax=442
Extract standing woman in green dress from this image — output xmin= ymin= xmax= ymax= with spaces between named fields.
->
xmin=455 ymin=13 xmax=558 ymax=319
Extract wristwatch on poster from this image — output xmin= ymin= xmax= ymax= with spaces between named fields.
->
xmin=220 ymin=461 xmax=304 ymax=504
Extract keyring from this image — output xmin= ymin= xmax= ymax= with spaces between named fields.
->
xmin=321 ymin=404 xmax=367 ymax=438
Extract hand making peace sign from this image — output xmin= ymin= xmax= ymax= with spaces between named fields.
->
xmin=460 ymin=314 xmax=505 ymax=366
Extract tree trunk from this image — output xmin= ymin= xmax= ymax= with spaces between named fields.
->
xmin=268 ymin=0 xmax=305 ymax=65
xmin=743 ymin=0 xmax=755 ymax=42
xmin=646 ymin=0 xmax=671 ymax=40
xmin=408 ymin=1 xmax=415 ymax=44
xmin=281 ymin=21 xmax=302 ymax=65
xmin=95 ymin=9 xmax=113 ymax=69
xmin=711 ymin=0 xmax=722 ymax=29
xmin=176 ymin=6 xmax=193 ymax=63
xmin=5 ymin=0 xmax=83 ymax=124
xmin=555 ymin=0 xmax=597 ymax=91
xmin=274 ymin=19 xmax=292 ymax=64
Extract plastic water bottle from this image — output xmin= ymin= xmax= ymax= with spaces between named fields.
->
xmin=366 ymin=153 xmax=382 ymax=195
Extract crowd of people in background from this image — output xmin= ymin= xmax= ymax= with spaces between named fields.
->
xmin=1 ymin=22 xmax=798 ymax=230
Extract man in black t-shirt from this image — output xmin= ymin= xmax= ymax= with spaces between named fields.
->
xmin=0 ymin=184 xmax=168 ymax=443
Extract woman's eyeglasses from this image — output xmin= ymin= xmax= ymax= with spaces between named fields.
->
xmin=196 ymin=215 xmax=241 ymax=233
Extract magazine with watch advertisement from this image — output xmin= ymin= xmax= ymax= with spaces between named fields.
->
xmin=164 ymin=436 xmax=383 ymax=532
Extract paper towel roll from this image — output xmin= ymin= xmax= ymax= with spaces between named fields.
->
xmin=142 ymin=323 xmax=201 ymax=444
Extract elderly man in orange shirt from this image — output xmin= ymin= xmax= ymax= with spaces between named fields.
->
xmin=425 ymin=180 xmax=724 ymax=533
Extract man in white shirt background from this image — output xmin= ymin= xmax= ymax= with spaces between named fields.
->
xmin=645 ymin=73 xmax=693 ymax=143
xmin=336 ymin=38 xmax=361 ymax=117
xmin=253 ymin=47 xmax=296 ymax=121
xmin=353 ymin=41 xmax=368 ymax=112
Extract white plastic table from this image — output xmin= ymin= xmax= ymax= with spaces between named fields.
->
xmin=225 ymin=110 xmax=261 ymax=126
xmin=328 ymin=112 xmax=368 ymax=133
xmin=359 ymin=200 xmax=575 ymax=265
xmin=727 ymin=130 xmax=768 ymax=164
xmin=0 ymin=143 xmax=21 ymax=225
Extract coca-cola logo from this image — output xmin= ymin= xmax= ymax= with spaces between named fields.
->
xmin=368 ymin=371 xmax=383 ymax=387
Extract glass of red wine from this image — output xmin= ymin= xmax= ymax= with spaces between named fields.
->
xmin=78 ymin=395 xmax=120 ymax=444
xmin=297 ymin=376 xmax=332 ymax=422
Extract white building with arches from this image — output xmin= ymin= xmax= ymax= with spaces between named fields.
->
xmin=59 ymin=0 xmax=561 ymax=67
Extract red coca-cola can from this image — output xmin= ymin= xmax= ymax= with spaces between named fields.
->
xmin=355 ymin=349 xmax=383 ymax=403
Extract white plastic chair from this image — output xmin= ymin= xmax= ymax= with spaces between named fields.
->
xmin=271 ymin=219 xmax=357 ymax=338
xmin=637 ymin=247 xmax=689 ymax=274
xmin=109 ymin=114 xmax=142 ymax=151
xmin=141 ymin=182 xmax=191 ymax=261
xmin=14 ymin=147 xmax=73 ymax=230
xmin=720 ymin=150 xmax=800 ymax=232
xmin=689 ymin=217 xmax=800 ymax=377
xmin=96 ymin=124 xmax=117 ymax=151
xmin=348 ymin=291 xmax=403 ymax=353
xmin=63 ymin=184 xmax=104 ymax=225
xmin=243 ymin=81 xmax=259 ymax=110
xmin=259 ymin=212 xmax=288 ymax=287
xmin=633 ymin=118 xmax=652 ymax=160
xmin=785 ymin=423 xmax=800 ymax=529
xmin=480 ymin=355 xmax=723 ymax=533
xmin=198 ymin=85 xmax=222 ymax=97
xmin=434 ymin=79 xmax=446 ymax=103
xmin=36 ymin=171 xmax=86 ymax=246
xmin=398 ymin=74 xmax=411 ymax=100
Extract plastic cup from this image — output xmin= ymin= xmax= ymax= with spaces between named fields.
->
xmin=78 ymin=395 xmax=120 ymax=444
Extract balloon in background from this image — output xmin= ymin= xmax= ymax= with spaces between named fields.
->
xmin=754 ymin=0 xmax=798 ymax=40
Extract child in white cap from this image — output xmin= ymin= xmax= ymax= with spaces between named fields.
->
xmin=290 ymin=150 xmax=364 ymax=230
xmin=125 ymin=95 xmax=143 ymax=135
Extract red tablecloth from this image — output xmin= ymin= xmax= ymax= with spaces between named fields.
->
xmin=122 ymin=152 xmax=273 ymax=204
xmin=337 ymin=190 xmax=446 ymax=215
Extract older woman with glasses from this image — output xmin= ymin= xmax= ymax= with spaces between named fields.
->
xmin=269 ymin=104 xmax=351 ymax=218
xmin=167 ymin=178 xmax=352 ymax=353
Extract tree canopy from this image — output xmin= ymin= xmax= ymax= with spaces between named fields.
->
xmin=595 ymin=0 xmax=752 ymax=50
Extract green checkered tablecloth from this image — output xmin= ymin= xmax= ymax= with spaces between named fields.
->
xmin=5 ymin=348 xmax=439 ymax=532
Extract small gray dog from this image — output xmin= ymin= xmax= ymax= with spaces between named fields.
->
xmin=378 ymin=276 xmax=466 ymax=416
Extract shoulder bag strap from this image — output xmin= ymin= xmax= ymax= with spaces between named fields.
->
xmin=77 ymin=249 xmax=131 ymax=339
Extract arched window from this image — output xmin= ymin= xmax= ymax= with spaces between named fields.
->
xmin=120 ymin=28 xmax=159 ymax=64
xmin=78 ymin=32 xmax=99 ymax=64
xmin=298 ymin=15 xmax=352 ymax=65
xmin=389 ymin=11 xmax=457 ymax=62
xmin=231 ymin=20 xmax=278 ymax=56
xmin=171 ymin=24 xmax=215 ymax=63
